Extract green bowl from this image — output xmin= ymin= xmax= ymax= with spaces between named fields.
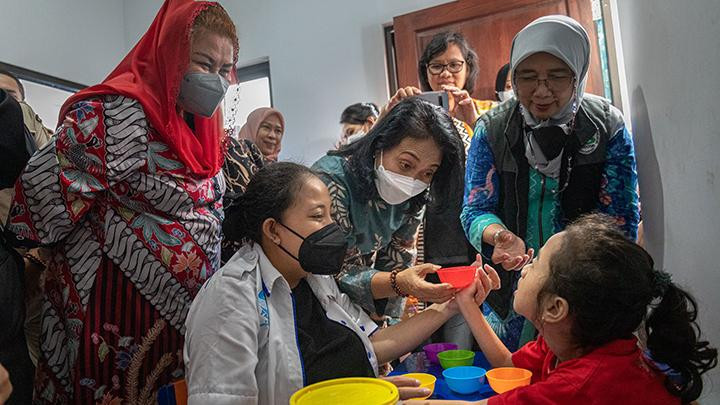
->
xmin=437 ymin=349 xmax=475 ymax=369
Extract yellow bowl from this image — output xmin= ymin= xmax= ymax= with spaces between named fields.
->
xmin=403 ymin=373 xmax=437 ymax=399
xmin=290 ymin=377 xmax=399 ymax=405
xmin=485 ymin=367 xmax=532 ymax=393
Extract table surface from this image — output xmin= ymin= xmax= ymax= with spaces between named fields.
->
xmin=390 ymin=352 xmax=497 ymax=401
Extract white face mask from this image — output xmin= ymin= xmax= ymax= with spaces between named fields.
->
xmin=345 ymin=131 xmax=365 ymax=145
xmin=498 ymin=89 xmax=515 ymax=102
xmin=373 ymin=151 xmax=430 ymax=205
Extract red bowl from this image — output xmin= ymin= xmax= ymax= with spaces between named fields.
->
xmin=436 ymin=266 xmax=476 ymax=289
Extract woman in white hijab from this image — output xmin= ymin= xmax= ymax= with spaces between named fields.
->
xmin=460 ymin=15 xmax=640 ymax=351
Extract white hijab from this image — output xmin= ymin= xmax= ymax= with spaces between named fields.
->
xmin=510 ymin=15 xmax=591 ymax=128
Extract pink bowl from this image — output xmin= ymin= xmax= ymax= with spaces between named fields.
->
xmin=436 ymin=266 xmax=476 ymax=289
xmin=423 ymin=343 xmax=459 ymax=365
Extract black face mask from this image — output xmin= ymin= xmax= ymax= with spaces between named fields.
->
xmin=276 ymin=222 xmax=348 ymax=275
xmin=532 ymin=126 xmax=567 ymax=160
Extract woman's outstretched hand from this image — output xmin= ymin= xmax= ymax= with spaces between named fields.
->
xmin=396 ymin=264 xmax=456 ymax=303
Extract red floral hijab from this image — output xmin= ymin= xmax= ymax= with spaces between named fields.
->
xmin=59 ymin=0 xmax=238 ymax=178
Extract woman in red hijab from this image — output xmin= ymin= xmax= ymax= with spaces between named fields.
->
xmin=6 ymin=1 xmax=237 ymax=403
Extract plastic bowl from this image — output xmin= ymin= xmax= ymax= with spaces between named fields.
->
xmin=403 ymin=373 xmax=436 ymax=400
xmin=436 ymin=266 xmax=476 ymax=289
xmin=290 ymin=377 xmax=399 ymax=405
xmin=423 ymin=343 xmax=458 ymax=365
xmin=437 ymin=349 xmax=475 ymax=369
xmin=485 ymin=367 xmax=532 ymax=393
xmin=442 ymin=366 xmax=487 ymax=394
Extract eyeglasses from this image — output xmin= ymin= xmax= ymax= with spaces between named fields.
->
xmin=427 ymin=61 xmax=465 ymax=75
xmin=515 ymin=73 xmax=575 ymax=93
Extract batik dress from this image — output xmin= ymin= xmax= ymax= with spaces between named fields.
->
xmin=220 ymin=137 xmax=264 ymax=264
xmin=7 ymin=95 xmax=224 ymax=404
xmin=312 ymin=155 xmax=423 ymax=323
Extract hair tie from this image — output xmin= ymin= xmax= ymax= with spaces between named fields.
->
xmin=362 ymin=103 xmax=379 ymax=117
xmin=651 ymin=269 xmax=672 ymax=298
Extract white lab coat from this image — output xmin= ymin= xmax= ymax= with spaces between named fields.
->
xmin=184 ymin=243 xmax=379 ymax=405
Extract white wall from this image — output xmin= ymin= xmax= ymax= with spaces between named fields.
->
xmin=0 ymin=0 xmax=126 ymax=85
xmin=122 ymin=0 xmax=453 ymax=164
xmin=616 ymin=1 xmax=720 ymax=401
xmin=20 ymin=80 xmax=74 ymax=130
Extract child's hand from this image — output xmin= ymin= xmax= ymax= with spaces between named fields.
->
xmin=472 ymin=264 xmax=501 ymax=305
xmin=456 ymin=255 xmax=501 ymax=309
xmin=469 ymin=253 xmax=484 ymax=268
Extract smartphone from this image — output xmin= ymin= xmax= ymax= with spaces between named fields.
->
xmin=415 ymin=91 xmax=449 ymax=110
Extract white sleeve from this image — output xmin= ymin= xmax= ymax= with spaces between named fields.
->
xmin=333 ymin=282 xmax=379 ymax=337
xmin=184 ymin=271 xmax=261 ymax=405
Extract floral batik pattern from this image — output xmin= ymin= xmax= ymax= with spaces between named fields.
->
xmin=312 ymin=155 xmax=422 ymax=321
xmin=8 ymin=95 xmax=224 ymax=404
xmin=220 ymin=137 xmax=265 ymax=264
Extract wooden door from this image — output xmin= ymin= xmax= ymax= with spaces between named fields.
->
xmin=393 ymin=0 xmax=603 ymax=101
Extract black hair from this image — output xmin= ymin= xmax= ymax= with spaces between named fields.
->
xmin=340 ymin=102 xmax=379 ymax=125
xmin=418 ymin=31 xmax=479 ymax=94
xmin=329 ymin=97 xmax=464 ymax=215
xmin=0 ymin=69 xmax=25 ymax=100
xmin=223 ymin=162 xmax=317 ymax=243
xmin=495 ymin=63 xmax=511 ymax=97
xmin=539 ymin=214 xmax=717 ymax=403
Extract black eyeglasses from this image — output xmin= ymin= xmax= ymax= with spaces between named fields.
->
xmin=427 ymin=61 xmax=465 ymax=75
xmin=515 ymin=73 xmax=575 ymax=93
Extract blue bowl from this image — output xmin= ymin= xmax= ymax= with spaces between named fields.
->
xmin=442 ymin=366 xmax=487 ymax=394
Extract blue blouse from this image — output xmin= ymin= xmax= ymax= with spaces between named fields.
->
xmin=461 ymin=120 xmax=640 ymax=253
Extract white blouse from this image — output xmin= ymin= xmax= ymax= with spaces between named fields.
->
xmin=184 ymin=243 xmax=379 ymax=405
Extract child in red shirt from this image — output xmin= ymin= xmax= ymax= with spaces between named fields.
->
xmin=407 ymin=214 xmax=717 ymax=405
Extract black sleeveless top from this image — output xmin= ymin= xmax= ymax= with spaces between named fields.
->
xmin=291 ymin=279 xmax=375 ymax=385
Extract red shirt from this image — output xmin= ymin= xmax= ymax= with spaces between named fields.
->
xmin=488 ymin=336 xmax=679 ymax=405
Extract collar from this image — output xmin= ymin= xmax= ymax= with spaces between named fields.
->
xmin=549 ymin=338 xmax=640 ymax=376
xmin=304 ymin=275 xmax=338 ymax=307
xmin=572 ymin=102 xmax=600 ymax=148
xmin=248 ymin=243 xmax=337 ymax=304
xmin=585 ymin=337 xmax=640 ymax=357
xmin=254 ymin=243 xmax=288 ymax=297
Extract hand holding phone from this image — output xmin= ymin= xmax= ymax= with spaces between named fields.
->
xmin=415 ymin=91 xmax=449 ymax=110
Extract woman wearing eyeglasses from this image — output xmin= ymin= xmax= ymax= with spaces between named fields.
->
xmin=387 ymin=32 xmax=495 ymax=148
xmin=462 ymin=15 xmax=640 ymax=352
xmin=418 ymin=32 xmax=496 ymax=139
